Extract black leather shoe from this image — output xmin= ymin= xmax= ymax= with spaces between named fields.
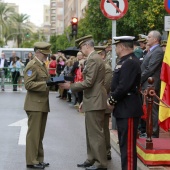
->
xmin=85 ymin=165 xmax=107 ymax=170
xmin=27 ymin=163 xmax=44 ymax=169
xmin=56 ymin=95 xmax=61 ymax=98
xmin=107 ymin=154 xmax=112 ymax=160
xmin=40 ymin=162 xmax=50 ymax=167
xmin=77 ymin=162 xmax=92 ymax=168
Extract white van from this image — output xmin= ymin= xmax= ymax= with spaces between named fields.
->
xmin=0 ymin=48 xmax=34 ymax=65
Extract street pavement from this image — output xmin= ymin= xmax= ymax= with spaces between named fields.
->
xmin=0 ymin=90 xmax=121 ymax=170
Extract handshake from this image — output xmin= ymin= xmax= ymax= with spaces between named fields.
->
xmin=46 ymin=75 xmax=74 ymax=86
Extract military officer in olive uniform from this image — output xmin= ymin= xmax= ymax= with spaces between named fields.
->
xmin=24 ymin=42 xmax=52 ymax=169
xmin=107 ymin=36 xmax=143 ymax=170
xmin=105 ymin=40 xmax=112 ymax=66
xmin=59 ymin=35 xmax=108 ymax=170
xmin=160 ymin=40 xmax=167 ymax=52
xmin=94 ymin=46 xmax=112 ymax=160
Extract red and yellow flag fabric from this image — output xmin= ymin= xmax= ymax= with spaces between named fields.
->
xmin=159 ymin=35 xmax=170 ymax=131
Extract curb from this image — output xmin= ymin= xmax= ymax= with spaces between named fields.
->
xmin=110 ymin=130 xmax=150 ymax=170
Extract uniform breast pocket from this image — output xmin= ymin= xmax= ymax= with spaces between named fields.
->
xmin=40 ymin=74 xmax=48 ymax=81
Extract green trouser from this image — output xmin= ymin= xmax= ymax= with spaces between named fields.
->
xmin=85 ymin=110 xmax=107 ymax=168
xmin=26 ymin=111 xmax=48 ymax=165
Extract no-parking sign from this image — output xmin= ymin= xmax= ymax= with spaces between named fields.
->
xmin=100 ymin=0 xmax=128 ymax=20
xmin=164 ymin=0 xmax=170 ymax=14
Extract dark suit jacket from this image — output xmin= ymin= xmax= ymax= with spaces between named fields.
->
xmin=141 ymin=45 xmax=164 ymax=92
xmin=0 ymin=58 xmax=8 ymax=76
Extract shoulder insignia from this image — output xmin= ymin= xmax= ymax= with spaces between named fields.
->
xmin=27 ymin=70 xmax=32 ymax=76
xmin=115 ymin=65 xmax=122 ymax=69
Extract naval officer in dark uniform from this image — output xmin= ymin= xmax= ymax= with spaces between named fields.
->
xmin=107 ymin=36 xmax=143 ymax=170
xmin=24 ymin=42 xmax=52 ymax=169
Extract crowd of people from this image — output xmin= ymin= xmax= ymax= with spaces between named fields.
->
xmin=0 ymin=51 xmax=34 ymax=91
xmin=0 ymin=29 xmax=167 ymax=170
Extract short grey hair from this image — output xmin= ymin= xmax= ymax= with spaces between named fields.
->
xmin=149 ymin=30 xmax=162 ymax=43
xmin=86 ymin=39 xmax=95 ymax=47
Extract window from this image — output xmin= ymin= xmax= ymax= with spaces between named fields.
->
xmin=51 ymin=2 xmax=56 ymax=7
xmin=51 ymin=16 xmax=56 ymax=21
xmin=52 ymin=9 xmax=56 ymax=14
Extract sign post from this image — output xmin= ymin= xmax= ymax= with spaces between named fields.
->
xmin=100 ymin=0 xmax=128 ymax=130
xmin=100 ymin=0 xmax=128 ymax=69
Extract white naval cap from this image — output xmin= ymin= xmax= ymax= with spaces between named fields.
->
xmin=112 ymin=36 xmax=135 ymax=44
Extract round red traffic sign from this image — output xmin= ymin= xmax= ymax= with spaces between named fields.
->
xmin=100 ymin=0 xmax=128 ymax=20
xmin=164 ymin=0 xmax=170 ymax=14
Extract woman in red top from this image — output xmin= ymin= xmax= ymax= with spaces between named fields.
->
xmin=49 ymin=55 xmax=57 ymax=77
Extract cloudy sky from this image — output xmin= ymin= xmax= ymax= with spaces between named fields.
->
xmin=4 ymin=0 xmax=50 ymax=26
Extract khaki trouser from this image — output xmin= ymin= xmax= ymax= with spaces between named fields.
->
xmin=26 ymin=111 xmax=48 ymax=165
xmin=104 ymin=113 xmax=111 ymax=156
xmin=85 ymin=110 xmax=107 ymax=168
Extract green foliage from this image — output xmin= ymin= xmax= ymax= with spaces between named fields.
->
xmin=117 ymin=0 xmax=166 ymax=35
xmin=21 ymin=40 xmax=35 ymax=48
xmin=0 ymin=39 xmax=4 ymax=47
xmin=79 ymin=0 xmax=112 ymax=43
xmin=50 ymin=34 xmax=57 ymax=53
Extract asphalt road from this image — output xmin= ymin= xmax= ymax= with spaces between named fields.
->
xmin=0 ymin=90 xmax=121 ymax=170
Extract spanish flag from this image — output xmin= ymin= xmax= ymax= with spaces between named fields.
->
xmin=159 ymin=35 xmax=170 ymax=131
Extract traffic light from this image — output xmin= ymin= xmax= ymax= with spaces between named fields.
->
xmin=71 ymin=17 xmax=78 ymax=36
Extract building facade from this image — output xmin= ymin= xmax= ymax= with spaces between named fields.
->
xmin=50 ymin=0 xmax=64 ymax=35
xmin=43 ymin=5 xmax=51 ymax=41
xmin=64 ymin=0 xmax=88 ymax=29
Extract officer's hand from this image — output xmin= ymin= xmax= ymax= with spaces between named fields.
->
xmin=107 ymin=99 xmax=115 ymax=110
xmin=46 ymin=78 xmax=55 ymax=86
xmin=58 ymin=82 xmax=71 ymax=89
xmin=79 ymin=102 xmax=83 ymax=113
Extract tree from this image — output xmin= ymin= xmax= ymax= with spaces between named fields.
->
xmin=50 ymin=35 xmax=58 ymax=54
xmin=117 ymin=0 xmax=166 ymax=35
xmin=9 ymin=13 xmax=31 ymax=47
xmin=80 ymin=0 xmax=112 ymax=43
xmin=0 ymin=1 xmax=14 ymax=45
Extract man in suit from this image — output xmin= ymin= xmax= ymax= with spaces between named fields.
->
xmin=24 ymin=42 xmax=52 ymax=169
xmin=160 ymin=40 xmax=167 ymax=52
xmin=59 ymin=35 xmax=108 ymax=170
xmin=94 ymin=46 xmax=112 ymax=160
xmin=9 ymin=51 xmax=17 ymax=64
xmin=107 ymin=36 xmax=143 ymax=170
xmin=0 ymin=53 xmax=8 ymax=91
xmin=140 ymin=30 xmax=164 ymax=138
